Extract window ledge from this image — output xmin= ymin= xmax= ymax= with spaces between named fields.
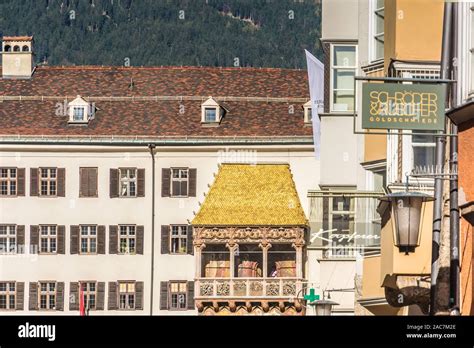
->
xmin=68 ymin=120 xmax=89 ymax=125
xmin=201 ymin=122 xmax=221 ymax=127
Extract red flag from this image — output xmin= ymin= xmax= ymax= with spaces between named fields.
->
xmin=79 ymin=283 xmax=85 ymax=316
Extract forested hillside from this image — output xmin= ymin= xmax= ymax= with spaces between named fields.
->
xmin=0 ymin=0 xmax=321 ymax=68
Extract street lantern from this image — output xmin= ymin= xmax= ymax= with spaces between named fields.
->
xmin=311 ymin=299 xmax=339 ymax=316
xmin=380 ymin=192 xmax=434 ymax=254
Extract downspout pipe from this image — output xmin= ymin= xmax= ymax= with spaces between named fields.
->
xmin=449 ymin=2 xmax=460 ymax=316
xmin=148 ymin=143 xmax=156 ymax=315
xmin=430 ymin=1 xmax=452 ymax=316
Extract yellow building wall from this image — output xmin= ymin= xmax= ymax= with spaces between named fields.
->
xmin=363 ymin=70 xmax=387 ymax=163
xmin=362 ymin=255 xmax=385 ymax=298
xmin=384 ymin=0 xmax=444 ymax=72
xmin=380 ymin=202 xmax=433 ymax=278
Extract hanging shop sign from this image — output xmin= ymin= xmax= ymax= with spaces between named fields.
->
xmin=362 ymin=83 xmax=446 ymax=130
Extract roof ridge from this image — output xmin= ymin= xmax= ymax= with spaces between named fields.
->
xmin=32 ymin=65 xmax=304 ymax=72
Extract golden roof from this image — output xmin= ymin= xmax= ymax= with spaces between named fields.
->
xmin=192 ymin=163 xmax=308 ymax=226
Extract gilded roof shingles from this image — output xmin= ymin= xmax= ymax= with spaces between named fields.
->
xmin=0 ymin=66 xmax=312 ymax=138
xmin=192 ymin=163 xmax=308 ymax=226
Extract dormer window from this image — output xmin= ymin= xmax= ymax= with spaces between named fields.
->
xmin=68 ymin=95 xmax=93 ymax=124
xmin=303 ymin=100 xmax=312 ymax=124
xmin=201 ymin=97 xmax=225 ymax=124
xmin=204 ymin=108 xmax=217 ymax=122
xmin=73 ymin=107 xmax=85 ymax=122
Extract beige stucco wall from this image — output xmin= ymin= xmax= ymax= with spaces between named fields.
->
xmin=380 ymin=202 xmax=433 ymax=279
xmin=0 ymin=144 xmax=319 ymax=315
xmin=384 ymin=0 xmax=443 ymax=72
xmin=320 ymin=116 xmax=358 ymax=186
xmin=322 ymin=0 xmax=358 ymax=40
xmin=306 ymin=249 xmax=356 ymax=315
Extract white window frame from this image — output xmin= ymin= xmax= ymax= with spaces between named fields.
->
xmin=169 ymin=281 xmax=187 ymax=311
xmin=39 ymin=167 xmax=57 ymax=196
xmin=170 ymin=225 xmax=188 ymax=254
xmin=0 ymin=168 xmax=17 ymax=196
xmin=38 ymin=281 xmax=56 ymax=311
xmin=0 ymin=225 xmax=16 ymax=254
xmin=370 ymin=0 xmax=385 ymax=62
xmin=40 ymin=225 xmax=57 ymax=254
xmin=204 ymin=107 xmax=218 ymax=123
xmin=80 ymin=281 xmax=97 ymax=310
xmin=80 ymin=225 xmax=97 ymax=254
xmin=399 ymin=70 xmax=438 ymax=186
xmin=170 ymin=168 xmax=189 ymax=198
xmin=0 ymin=282 xmax=16 ymax=310
xmin=119 ymin=168 xmax=137 ymax=197
xmin=118 ymin=281 xmax=135 ymax=310
xmin=329 ymin=43 xmax=358 ymax=113
xmin=68 ymin=96 xmax=91 ymax=124
xmin=119 ymin=225 xmax=136 ymax=254
xmin=201 ymin=97 xmax=223 ymax=123
xmin=303 ymin=100 xmax=312 ymax=124
xmin=73 ymin=107 xmax=86 ymax=122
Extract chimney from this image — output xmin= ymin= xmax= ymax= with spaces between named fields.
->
xmin=2 ymin=36 xmax=34 ymax=79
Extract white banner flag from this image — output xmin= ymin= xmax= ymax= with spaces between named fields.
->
xmin=305 ymin=49 xmax=324 ymax=159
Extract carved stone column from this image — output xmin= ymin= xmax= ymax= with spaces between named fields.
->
xmin=194 ymin=241 xmax=206 ymax=279
xmin=259 ymin=242 xmax=272 ymax=277
xmin=292 ymin=240 xmax=304 ymax=279
xmin=226 ymin=242 xmax=239 ymax=278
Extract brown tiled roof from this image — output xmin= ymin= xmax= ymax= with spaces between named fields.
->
xmin=0 ymin=66 xmax=312 ymax=139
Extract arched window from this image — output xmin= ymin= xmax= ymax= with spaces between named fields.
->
xmin=22 ymin=45 xmax=29 ymax=52
xmin=4 ymin=45 xmax=11 ymax=52
xmin=13 ymin=46 xmax=20 ymax=52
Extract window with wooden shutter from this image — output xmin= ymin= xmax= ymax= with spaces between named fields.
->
xmin=30 ymin=168 xmax=38 ymax=196
xmin=161 ymin=168 xmax=170 ymax=197
xmin=169 ymin=281 xmax=187 ymax=311
xmin=135 ymin=281 xmax=144 ymax=310
xmin=0 ymin=281 xmax=17 ymax=310
xmin=137 ymin=169 xmax=145 ymax=197
xmin=96 ymin=282 xmax=105 ymax=310
xmin=161 ymin=225 xmax=170 ymax=254
xmin=57 ymin=225 xmax=65 ymax=254
xmin=189 ymin=168 xmax=197 ymax=197
xmin=16 ymin=282 xmax=24 ymax=310
xmin=16 ymin=168 xmax=25 ymax=196
xmin=69 ymin=282 xmax=79 ymax=310
xmin=70 ymin=225 xmax=79 ymax=255
xmin=57 ymin=168 xmax=66 ymax=197
xmin=79 ymin=167 xmax=98 ymax=197
xmin=56 ymin=282 xmax=64 ymax=311
xmin=109 ymin=226 xmax=118 ymax=254
xmin=187 ymin=281 xmax=195 ymax=310
xmin=187 ymin=225 xmax=194 ymax=255
xmin=0 ymin=168 xmax=19 ymax=196
xmin=80 ymin=281 xmax=97 ymax=310
xmin=28 ymin=282 xmax=38 ymax=310
xmin=30 ymin=225 xmax=39 ymax=254
xmin=136 ymin=225 xmax=144 ymax=255
xmin=0 ymin=225 xmax=17 ymax=254
xmin=16 ymin=225 xmax=25 ymax=254
xmin=79 ymin=225 xmax=97 ymax=254
xmin=160 ymin=281 xmax=169 ymax=310
xmin=170 ymin=168 xmax=189 ymax=197
xmin=109 ymin=169 xmax=119 ymax=198
xmin=108 ymin=282 xmax=118 ymax=310
xmin=98 ymin=225 xmax=106 ymax=254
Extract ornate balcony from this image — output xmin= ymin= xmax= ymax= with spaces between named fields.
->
xmin=196 ymin=277 xmax=303 ymax=299
xmin=195 ymin=277 xmax=304 ymax=315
